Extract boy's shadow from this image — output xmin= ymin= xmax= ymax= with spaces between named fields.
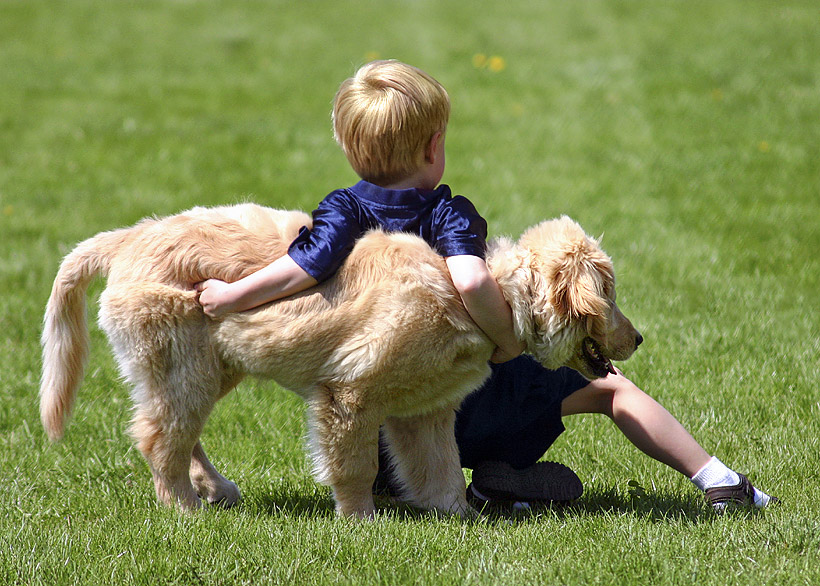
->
xmin=531 ymin=486 xmax=717 ymax=524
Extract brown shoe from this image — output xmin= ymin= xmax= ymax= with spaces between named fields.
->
xmin=705 ymin=473 xmax=779 ymax=513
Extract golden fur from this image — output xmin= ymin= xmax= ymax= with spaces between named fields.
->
xmin=40 ymin=204 xmax=640 ymax=517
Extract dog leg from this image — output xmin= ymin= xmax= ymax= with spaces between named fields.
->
xmin=103 ymin=285 xmax=233 ymax=511
xmin=382 ymin=406 xmax=473 ymax=518
xmin=307 ymin=387 xmax=381 ymax=518
xmin=190 ymin=370 xmax=244 ymax=507
xmin=132 ymin=407 xmax=202 ymax=510
xmin=190 ymin=441 xmax=241 ymax=507
xmin=129 ymin=379 xmax=218 ymax=511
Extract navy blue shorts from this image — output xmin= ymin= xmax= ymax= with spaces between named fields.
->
xmin=455 ymin=356 xmax=590 ymax=470
xmin=375 ymin=356 xmax=590 ymax=491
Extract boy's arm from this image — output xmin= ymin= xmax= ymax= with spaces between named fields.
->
xmin=445 ymin=255 xmax=525 ymax=363
xmin=195 ymin=254 xmax=318 ymax=318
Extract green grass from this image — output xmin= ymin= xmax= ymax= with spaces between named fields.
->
xmin=2 ymin=0 xmax=819 ymax=584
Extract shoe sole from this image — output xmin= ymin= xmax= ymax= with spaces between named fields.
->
xmin=471 ymin=460 xmax=583 ymax=503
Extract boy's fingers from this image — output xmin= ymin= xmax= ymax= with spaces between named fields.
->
xmin=193 ymin=282 xmax=208 ymax=304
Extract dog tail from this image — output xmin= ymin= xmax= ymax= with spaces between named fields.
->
xmin=39 ymin=229 xmax=126 ymax=441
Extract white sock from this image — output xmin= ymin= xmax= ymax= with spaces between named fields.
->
xmin=691 ymin=457 xmax=740 ymax=491
xmin=690 ymin=456 xmax=773 ymax=508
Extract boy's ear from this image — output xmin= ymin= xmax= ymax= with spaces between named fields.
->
xmin=425 ymin=131 xmax=443 ymax=164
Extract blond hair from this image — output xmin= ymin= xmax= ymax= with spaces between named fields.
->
xmin=332 ymin=60 xmax=450 ymax=185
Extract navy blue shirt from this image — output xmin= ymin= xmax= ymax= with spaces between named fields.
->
xmin=288 ymin=180 xmax=488 ymax=282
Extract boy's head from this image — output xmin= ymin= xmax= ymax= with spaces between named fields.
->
xmin=332 ymin=60 xmax=450 ymax=186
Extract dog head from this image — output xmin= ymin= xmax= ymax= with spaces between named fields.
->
xmin=490 ymin=216 xmax=642 ymax=379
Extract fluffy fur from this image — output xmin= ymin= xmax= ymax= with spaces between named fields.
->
xmin=40 ymin=204 xmax=640 ymax=517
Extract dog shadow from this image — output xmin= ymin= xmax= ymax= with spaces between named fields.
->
xmin=247 ymin=487 xmax=467 ymax=521
xmin=249 ymin=486 xmax=337 ymax=518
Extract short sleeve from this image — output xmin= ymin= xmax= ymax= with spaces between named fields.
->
xmin=287 ymin=191 xmax=364 ymax=282
xmin=432 ymin=195 xmax=488 ymax=259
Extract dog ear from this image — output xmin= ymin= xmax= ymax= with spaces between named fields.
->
xmin=519 ymin=216 xmax=614 ymax=341
xmin=548 ymin=249 xmax=614 ymax=341
xmin=550 ymin=261 xmax=605 ymax=316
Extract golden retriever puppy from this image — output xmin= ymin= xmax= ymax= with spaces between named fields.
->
xmin=40 ymin=204 xmax=640 ymax=518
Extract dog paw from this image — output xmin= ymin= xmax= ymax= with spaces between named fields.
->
xmin=197 ymin=479 xmax=241 ymax=508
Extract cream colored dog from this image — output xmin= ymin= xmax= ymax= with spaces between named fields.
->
xmin=40 ymin=204 xmax=640 ymax=518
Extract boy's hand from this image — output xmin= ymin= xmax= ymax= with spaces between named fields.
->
xmin=194 ymin=279 xmax=236 ymax=318
xmin=193 ymin=255 xmax=318 ymax=319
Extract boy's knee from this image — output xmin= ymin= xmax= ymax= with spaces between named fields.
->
xmin=607 ymin=375 xmax=640 ymax=397
xmin=606 ymin=374 xmax=653 ymax=415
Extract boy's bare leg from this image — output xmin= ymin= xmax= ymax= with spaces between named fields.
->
xmin=561 ymin=369 xmax=776 ymax=509
xmin=560 ymin=370 xmax=710 ymax=477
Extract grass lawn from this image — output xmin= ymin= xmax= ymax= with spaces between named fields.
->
xmin=2 ymin=1 xmax=819 ymax=584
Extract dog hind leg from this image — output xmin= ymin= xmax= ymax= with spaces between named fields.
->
xmin=190 ymin=441 xmax=241 ymax=507
xmin=129 ymin=354 xmax=230 ymax=511
xmin=382 ymin=406 xmax=473 ymax=518
xmin=130 ymin=369 xmax=231 ymax=511
xmin=190 ymin=370 xmax=244 ymax=507
xmin=129 ymin=396 xmax=201 ymax=509
xmin=101 ymin=283 xmax=227 ymax=510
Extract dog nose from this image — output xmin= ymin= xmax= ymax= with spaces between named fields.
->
xmin=636 ymin=333 xmax=644 ymax=347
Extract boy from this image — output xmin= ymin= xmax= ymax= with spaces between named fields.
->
xmin=377 ymin=357 xmax=778 ymax=514
xmin=195 ymin=60 xmax=523 ymax=363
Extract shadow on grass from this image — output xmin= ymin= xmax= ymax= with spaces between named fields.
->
xmin=245 ymin=485 xmax=473 ymax=522
xmin=236 ymin=481 xmax=764 ymax=524
xmin=473 ymin=485 xmax=768 ymax=525
xmin=537 ymin=487 xmax=711 ymax=523
xmin=248 ymin=485 xmax=337 ymax=518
